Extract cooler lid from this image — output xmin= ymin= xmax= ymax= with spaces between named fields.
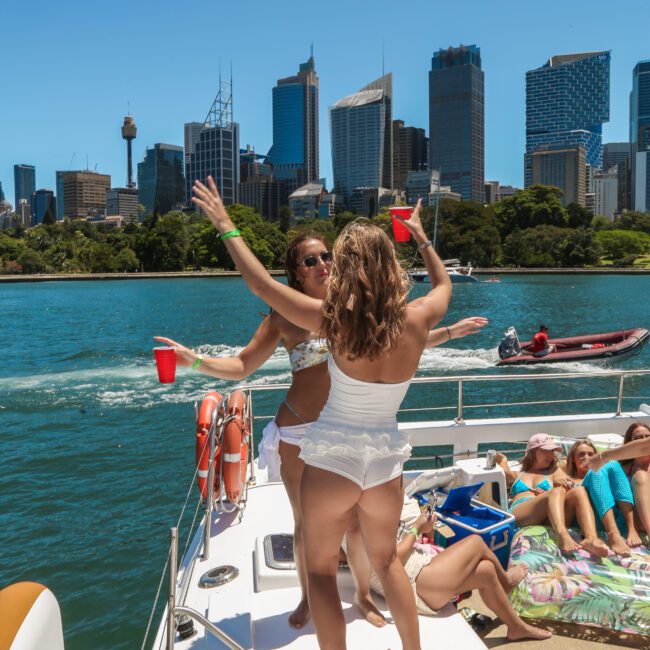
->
xmin=438 ymin=482 xmax=483 ymax=512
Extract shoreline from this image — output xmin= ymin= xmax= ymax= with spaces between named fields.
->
xmin=2 ymin=267 xmax=650 ymax=283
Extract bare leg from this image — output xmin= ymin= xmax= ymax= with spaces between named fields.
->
xmin=357 ymin=476 xmax=421 ymax=650
xmin=564 ymin=487 xmax=609 ymax=557
xmin=345 ymin=510 xmax=386 ymax=627
xmin=279 ymin=442 xmax=310 ymax=628
xmin=513 ymin=488 xmax=580 ymax=553
xmin=632 ymin=470 xmax=650 ymax=536
xmin=619 ymin=501 xmax=642 ymax=547
xmin=600 ymin=508 xmax=631 ymax=556
xmin=300 ymin=465 xmax=361 ymax=650
xmin=414 ymin=539 xmax=550 ymax=641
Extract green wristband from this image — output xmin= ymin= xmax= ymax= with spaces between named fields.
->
xmin=192 ymin=354 xmax=203 ymax=370
xmin=220 ymin=229 xmax=241 ymax=241
xmin=408 ymin=526 xmax=420 ymax=538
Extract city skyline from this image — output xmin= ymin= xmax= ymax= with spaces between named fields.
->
xmin=2 ymin=0 xmax=649 ymax=207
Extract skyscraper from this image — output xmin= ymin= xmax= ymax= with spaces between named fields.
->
xmin=525 ymin=51 xmax=610 ymax=191
xmin=32 ymin=189 xmax=56 ymax=224
xmin=531 ymin=144 xmax=586 ymax=206
xmin=604 ymin=142 xmax=631 ymax=213
xmin=267 ymin=55 xmax=319 ymax=184
xmin=14 ymin=164 xmax=36 ymax=215
xmin=56 ymin=171 xmax=111 ymax=219
xmin=56 ymin=172 xmax=65 ymax=221
xmin=0 ymin=181 xmax=4 ymax=203
xmin=185 ymin=79 xmax=240 ymax=207
xmin=329 ymin=74 xmax=392 ymax=205
xmin=392 ymin=120 xmax=428 ymax=191
xmin=137 ymin=143 xmax=185 ymax=215
xmin=630 ymin=60 xmax=650 ymax=212
xmin=429 ymin=45 xmax=484 ymax=202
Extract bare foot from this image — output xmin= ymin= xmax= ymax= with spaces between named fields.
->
xmin=288 ymin=598 xmax=310 ymax=629
xmin=354 ymin=593 xmax=386 ymax=628
xmin=505 ymin=564 xmax=529 ymax=591
xmin=607 ymin=532 xmax=631 ymax=557
xmin=580 ymin=537 xmax=609 ymax=558
xmin=627 ymin=528 xmax=643 ymax=548
xmin=558 ymin=532 xmax=581 ymax=554
xmin=507 ymin=621 xmax=552 ymax=641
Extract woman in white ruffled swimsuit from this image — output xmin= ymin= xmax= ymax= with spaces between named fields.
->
xmin=156 ymin=232 xmax=485 ymax=633
xmin=193 ymin=175 xmax=456 ymax=650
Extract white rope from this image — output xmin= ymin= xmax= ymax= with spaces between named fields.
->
xmin=140 ymin=546 xmax=171 ymax=650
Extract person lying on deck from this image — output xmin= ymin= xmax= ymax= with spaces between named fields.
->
xmin=590 ymin=423 xmax=650 ymax=543
xmin=496 ymin=433 xmax=609 ymax=556
xmin=559 ymin=439 xmax=641 ymax=555
xmin=342 ymin=497 xmax=551 ymax=642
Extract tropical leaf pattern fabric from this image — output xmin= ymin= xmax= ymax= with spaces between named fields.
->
xmin=509 ymin=526 xmax=650 ymax=637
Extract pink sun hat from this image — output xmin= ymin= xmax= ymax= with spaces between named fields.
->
xmin=527 ymin=433 xmax=561 ymax=452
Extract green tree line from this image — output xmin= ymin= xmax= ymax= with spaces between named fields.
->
xmin=1 ymin=186 xmax=650 ymax=274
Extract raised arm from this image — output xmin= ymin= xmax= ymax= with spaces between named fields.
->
xmin=495 ymin=453 xmax=518 ymax=487
xmin=154 ymin=315 xmax=282 ymax=382
xmin=588 ymin=437 xmax=650 ymax=472
xmin=426 ymin=317 xmax=488 ymax=348
xmin=192 ymin=177 xmax=323 ymax=333
xmin=398 ymin=200 xmax=452 ymax=330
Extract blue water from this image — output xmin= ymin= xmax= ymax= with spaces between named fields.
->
xmin=1 ymin=275 xmax=649 ymax=649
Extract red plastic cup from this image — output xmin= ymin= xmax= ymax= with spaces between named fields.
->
xmin=389 ymin=206 xmax=412 ymax=242
xmin=153 ymin=347 xmax=177 ymax=383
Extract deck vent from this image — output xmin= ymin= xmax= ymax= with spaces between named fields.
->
xmin=198 ymin=565 xmax=239 ymax=588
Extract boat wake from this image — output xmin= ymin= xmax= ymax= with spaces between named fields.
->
xmin=418 ymin=347 xmax=498 ymax=372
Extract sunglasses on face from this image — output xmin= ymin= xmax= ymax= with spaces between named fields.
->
xmin=297 ymin=251 xmax=333 ymax=268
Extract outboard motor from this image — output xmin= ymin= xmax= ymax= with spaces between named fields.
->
xmin=498 ymin=326 xmax=521 ymax=360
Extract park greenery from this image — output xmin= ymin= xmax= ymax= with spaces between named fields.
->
xmin=1 ymin=185 xmax=650 ymax=275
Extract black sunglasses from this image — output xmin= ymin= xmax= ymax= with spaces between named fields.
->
xmin=298 ymin=251 xmax=333 ymax=268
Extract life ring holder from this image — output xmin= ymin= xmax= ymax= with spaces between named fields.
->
xmin=216 ymin=391 xmax=251 ymax=513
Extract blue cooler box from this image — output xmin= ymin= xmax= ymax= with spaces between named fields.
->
xmin=432 ymin=482 xmax=514 ymax=568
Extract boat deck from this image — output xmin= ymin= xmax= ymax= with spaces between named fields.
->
xmin=156 ymin=481 xmax=485 ymax=649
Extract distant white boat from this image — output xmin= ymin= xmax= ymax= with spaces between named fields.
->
xmin=410 ymin=260 xmax=478 ymax=284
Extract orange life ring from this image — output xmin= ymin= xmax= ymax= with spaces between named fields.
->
xmin=221 ymin=390 xmax=250 ymax=503
xmin=196 ymin=390 xmax=222 ymax=498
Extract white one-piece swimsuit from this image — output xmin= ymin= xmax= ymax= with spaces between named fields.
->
xmin=299 ymin=356 xmax=413 ymax=489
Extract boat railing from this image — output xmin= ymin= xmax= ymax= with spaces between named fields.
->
xmin=241 ymin=369 xmax=650 ymax=424
xmin=143 ymin=395 xmax=249 ymax=650
xmin=146 ymin=367 xmax=650 ymax=648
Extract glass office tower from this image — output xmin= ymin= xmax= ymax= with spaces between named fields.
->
xmin=137 ymin=143 xmax=185 ymax=215
xmin=267 ymin=56 xmax=319 ymax=184
xmin=33 ymin=189 xmax=56 ymax=224
xmin=14 ymin=164 xmax=36 ymax=214
xmin=329 ymin=74 xmax=392 ymax=206
xmin=630 ymin=60 xmax=650 ymax=212
xmin=429 ymin=45 xmax=484 ymax=203
xmin=525 ymin=51 xmax=610 ymax=190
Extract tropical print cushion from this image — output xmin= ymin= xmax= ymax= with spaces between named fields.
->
xmin=509 ymin=525 xmax=650 ymax=639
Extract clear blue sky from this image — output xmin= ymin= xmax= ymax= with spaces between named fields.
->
xmin=2 ymin=0 xmax=649 ymax=206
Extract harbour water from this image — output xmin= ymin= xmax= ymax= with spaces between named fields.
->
xmin=2 ymin=274 xmax=650 ymax=649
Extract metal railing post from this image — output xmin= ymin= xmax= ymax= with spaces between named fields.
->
xmin=247 ymin=389 xmax=255 ymax=483
xmin=167 ymin=527 xmax=178 ymax=650
xmin=616 ymin=375 xmax=625 ymax=416
xmin=455 ymin=379 xmax=464 ymax=423
xmin=203 ymin=408 xmax=218 ymax=560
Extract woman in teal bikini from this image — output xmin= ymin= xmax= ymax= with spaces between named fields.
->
xmin=496 ymin=433 xmax=608 ymax=556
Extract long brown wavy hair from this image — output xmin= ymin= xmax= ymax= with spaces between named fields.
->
xmin=565 ymin=439 xmax=597 ymax=478
xmin=320 ymin=220 xmax=411 ymax=361
xmin=284 ymin=232 xmax=328 ymax=291
xmin=621 ymin=422 xmax=650 ymax=470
